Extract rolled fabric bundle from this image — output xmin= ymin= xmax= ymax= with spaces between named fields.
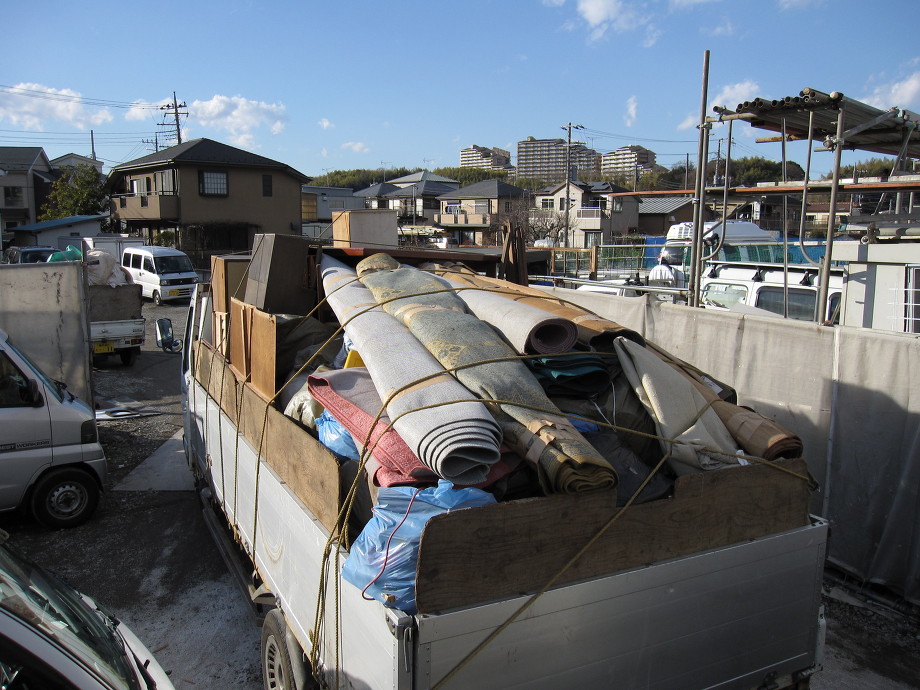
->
xmin=356 ymin=253 xmax=617 ymax=495
xmin=424 ymin=264 xmax=644 ymax=350
xmin=320 ymin=255 xmax=502 ymax=485
xmin=711 ymin=401 xmax=803 ymax=461
xmin=613 ymin=336 xmax=740 ymax=475
xmin=439 ymin=275 xmax=577 ymax=355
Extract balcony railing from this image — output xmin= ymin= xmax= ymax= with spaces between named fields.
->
xmin=111 ymin=192 xmax=180 ymax=220
xmin=435 ymin=212 xmax=490 ymax=226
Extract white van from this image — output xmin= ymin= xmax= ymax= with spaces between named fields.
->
xmin=660 ymin=220 xmax=777 ymax=267
xmin=121 ymin=246 xmax=198 ymax=305
xmin=0 ymin=328 xmax=106 ymax=528
xmin=700 ymin=261 xmax=843 ymax=323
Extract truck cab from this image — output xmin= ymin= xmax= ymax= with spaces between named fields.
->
xmin=0 ymin=328 xmax=106 ymax=528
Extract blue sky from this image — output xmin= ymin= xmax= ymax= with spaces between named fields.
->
xmin=2 ymin=0 xmax=918 ymax=180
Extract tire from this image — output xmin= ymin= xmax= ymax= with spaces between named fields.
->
xmin=262 ymin=609 xmax=312 ymax=690
xmin=30 ymin=468 xmax=100 ymax=529
xmin=119 ymin=347 xmax=140 ymax=366
xmin=153 ymin=290 xmax=162 ymax=306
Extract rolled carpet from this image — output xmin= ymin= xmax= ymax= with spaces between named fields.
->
xmin=613 ymin=336 xmax=740 ymax=475
xmin=439 ymin=275 xmax=578 ymax=355
xmin=320 ymin=255 xmax=502 ymax=485
xmin=424 ymin=264 xmax=644 ymax=350
xmin=356 ymin=253 xmax=617 ymax=494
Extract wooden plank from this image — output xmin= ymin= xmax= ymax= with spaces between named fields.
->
xmin=250 ymin=308 xmax=278 ymax=400
xmin=229 ymin=297 xmax=253 ymax=380
xmin=414 ymin=457 xmax=812 ymax=614
xmin=237 ymin=381 xmax=342 ymax=533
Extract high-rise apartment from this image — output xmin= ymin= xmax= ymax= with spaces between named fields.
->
xmin=516 ymin=136 xmax=600 ymax=182
xmin=601 ymin=145 xmax=657 ymax=178
xmin=459 ymin=145 xmax=512 ymax=171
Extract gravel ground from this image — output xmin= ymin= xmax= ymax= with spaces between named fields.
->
xmin=1 ymin=300 xmax=919 ymax=689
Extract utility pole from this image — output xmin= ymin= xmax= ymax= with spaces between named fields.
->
xmin=561 ymin=122 xmax=584 ymax=248
xmin=90 ymin=130 xmax=97 ymax=160
xmin=160 ymin=92 xmax=187 ymax=145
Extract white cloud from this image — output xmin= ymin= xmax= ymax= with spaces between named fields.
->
xmin=643 ymin=23 xmax=662 ymax=47
xmin=0 ymin=82 xmax=114 ymax=130
xmin=317 ymin=118 xmax=334 ymax=130
xmin=125 ymin=98 xmax=170 ymax=122
xmin=575 ymin=0 xmax=649 ymax=41
xmin=624 ymin=96 xmax=638 ymax=127
xmin=670 ymin=0 xmax=721 ymax=8
xmin=862 ymin=72 xmax=920 ymax=109
xmin=542 ymin=0 xmax=566 ymax=6
xmin=342 ymin=141 xmax=370 ymax=154
xmin=190 ymin=94 xmax=286 ymax=149
xmin=710 ymin=80 xmax=760 ymax=112
xmin=777 ymin=0 xmax=822 ymax=9
xmin=320 ymin=148 xmax=329 ymax=158
xmin=704 ymin=18 xmax=735 ymax=36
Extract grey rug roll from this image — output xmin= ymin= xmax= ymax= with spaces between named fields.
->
xmin=440 ymin=275 xmax=578 ymax=355
xmin=319 ymin=255 xmax=502 ymax=485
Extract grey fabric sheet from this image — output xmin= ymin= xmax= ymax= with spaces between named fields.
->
xmin=356 ymin=253 xmax=617 ymax=494
xmin=319 ymin=255 xmax=501 ymax=485
xmin=613 ymin=337 xmax=739 ymax=475
xmin=440 ymin=276 xmax=578 ymax=355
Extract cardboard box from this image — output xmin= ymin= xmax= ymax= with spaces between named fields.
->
xmin=211 ymin=255 xmax=251 ymax=314
xmin=243 ymin=234 xmax=314 ymax=315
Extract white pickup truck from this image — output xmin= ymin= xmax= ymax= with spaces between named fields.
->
xmin=180 ymin=242 xmax=828 ymax=690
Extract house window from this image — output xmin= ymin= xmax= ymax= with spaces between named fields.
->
xmin=504 ymin=201 xmax=512 ymax=212
xmin=611 ymin=198 xmax=623 ymax=212
xmin=262 ymin=174 xmax=273 ymax=197
xmin=199 ymin=170 xmax=229 ymax=196
xmin=3 ymin=187 xmax=24 ymax=207
xmin=541 ymin=198 xmax=554 ymax=210
xmin=584 ymin=232 xmax=602 ymax=248
xmin=156 ymin=170 xmax=175 ymax=193
xmin=329 ymin=199 xmax=345 ymax=209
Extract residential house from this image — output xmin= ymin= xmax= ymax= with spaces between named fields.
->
xmin=435 ymin=179 xmax=530 ymax=246
xmin=0 ymin=147 xmax=56 ymax=239
xmin=354 ymin=181 xmax=399 ymax=210
xmin=10 ymin=214 xmax=107 ymax=249
xmin=385 ymin=179 xmax=459 ymax=228
xmin=50 ymin=153 xmax=104 ymax=175
xmin=386 ymin=170 xmax=459 ymax=190
xmin=106 ymin=138 xmax=310 ymax=254
xmin=301 ymin=186 xmax=364 ymax=239
xmin=532 ymin=181 xmax=638 ymax=247
xmin=636 ymin=196 xmax=699 ymax=236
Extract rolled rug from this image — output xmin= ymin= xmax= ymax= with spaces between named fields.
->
xmin=424 ymin=265 xmax=644 ymax=350
xmin=320 ymin=255 xmax=502 ymax=485
xmin=439 ymin=275 xmax=578 ymax=355
xmin=613 ymin=336 xmax=740 ymax=475
xmin=356 ymin=253 xmax=617 ymax=495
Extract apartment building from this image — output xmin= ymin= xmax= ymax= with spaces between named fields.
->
xmin=601 ymin=145 xmax=657 ymax=178
xmin=516 ymin=137 xmax=600 ymax=182
xmin=459 ymin=145 xmax=513 ymax=172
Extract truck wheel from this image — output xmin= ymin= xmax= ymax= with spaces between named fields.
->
xmin=262 ymin=609 xmax=313 ymax=690
xmin=153 ymin=290 xmax=162 ymax=306
xmin=30 ymin=468 xmax=100 ymax=529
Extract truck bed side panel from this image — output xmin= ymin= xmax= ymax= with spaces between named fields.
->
xmin=416 ymin=521 xmax=827 ymax=689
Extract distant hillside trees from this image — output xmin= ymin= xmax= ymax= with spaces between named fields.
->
xmin=311 ymin=167 xmax=412 ymax=190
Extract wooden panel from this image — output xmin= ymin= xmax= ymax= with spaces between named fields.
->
xmin=414 ymin=457 xmax=812 ymax=614
xmin=196 ymin=343 xmax=239 ymax=425
xmin=250 ymin=308 xmax=279 ymax=399
xmin=229 ymin=297 xmax=253 ymax=380
xmin=210 ymin=255 xmax=250 ymax=314
xmin=238 ymin=381 xmax=341 ymax=533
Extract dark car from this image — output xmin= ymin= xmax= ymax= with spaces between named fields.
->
xmin=2 ymin=246 xmax=58 ymax=264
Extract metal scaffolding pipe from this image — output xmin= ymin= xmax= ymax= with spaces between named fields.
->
xmin=818 ymin=103 xmax=846 ymax=323
xmin=689 ymin=50 xmax=711 ymax=308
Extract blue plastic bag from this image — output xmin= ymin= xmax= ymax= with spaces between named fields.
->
xmin=315 ymin=410 xmax=359 ymax=460
xmin=342 ymin=480 xmax=496 ymax=614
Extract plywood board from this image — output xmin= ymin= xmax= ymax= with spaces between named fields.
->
xmin=211 ymin=255 xmax=251 ymax=314
xmin=414 ymin=457 xmax=811 ymax=614
xmin=250 ymin=307 xmax=278 ymax=400
xmin=229 ymin=297 xmax=253 ymax=380
xmin=237 ymin=381 xmax=342 ymax=533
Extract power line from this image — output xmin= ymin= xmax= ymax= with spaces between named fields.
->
xmin=0 ymin=84 xmax=164 ymax=110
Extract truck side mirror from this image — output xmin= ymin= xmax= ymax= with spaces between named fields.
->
xmin=156 ymin=318 xmax=182 ymax=353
